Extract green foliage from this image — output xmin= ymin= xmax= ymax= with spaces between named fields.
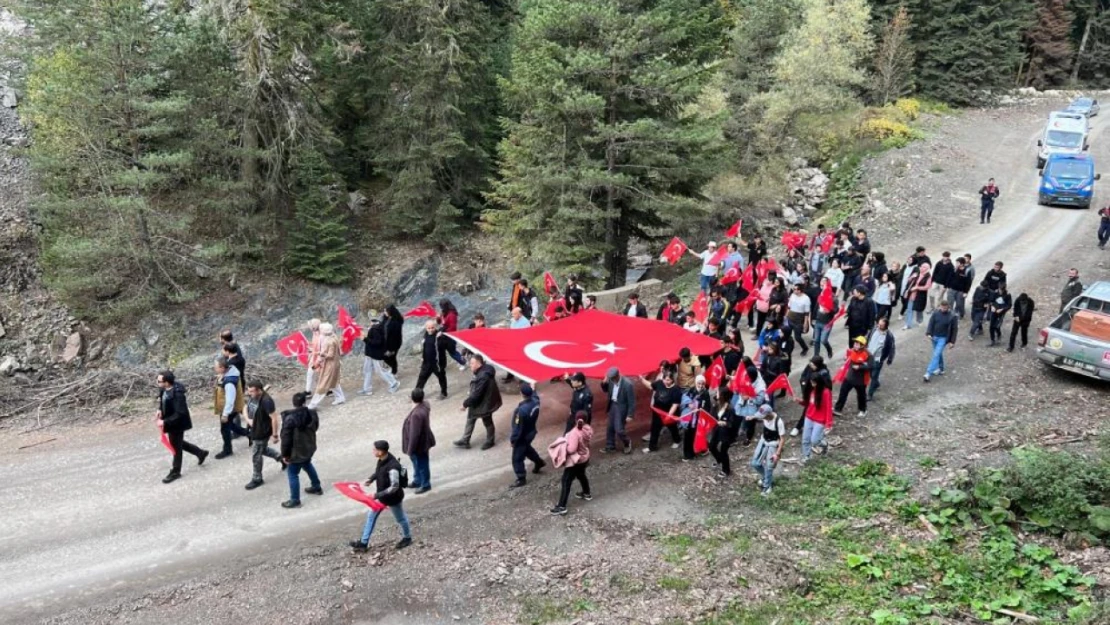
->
xmin=488 ymin=0 xmax=728 ymax=288
xmin=754 ymin=458 xmax=911 ymax=520
xmin=285 ymin=150 xmax=353 ymax=284
xmin=821 ymin=151 xmax=869 ymax=225
xmin=1023 ymin=0 xmax=1076 ymax=88
xmin=658 ymin=575 xmax=692 ymax=591
xmin=871 ymin=4 xmax=915 ymax=105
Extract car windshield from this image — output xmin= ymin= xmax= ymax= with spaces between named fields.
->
xmin=1047 ymin=160 xmax=1091 ymax=179
xmin=1046 ymin=130 xmax=1084 ymax=148
xmin=1072 ymin=98 xmax=1094 ymax=107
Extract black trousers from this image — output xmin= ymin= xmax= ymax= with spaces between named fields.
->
xmin=512 ymin=439 xmax=543 ymax=479
xmin=167 ymin=429 xmax=204 ymax=474
xmin=648 ymin=410 xmax=680 ymax=451
xmin=383 ymin=353 xmax=399 ymax=375
xmin=989 ymin=314 xmax=1006 ymax=343
xmin=682 ymin=424 xmax=696 ymax=459
xmin=220 ymin=413 xmax=250 ymax=453
xmin=708 ymin=428 xmax=736 ymax=475
xmin=415 ymin=360 xmax=447 ymax=395
xmin=1009 ymin=321 xmax=1029 ymax=349
xmin=980 ymin=203 xmax=994 ymax=223
xmin=557 ymin=463 xmax=590 ymax=507
xmin=835 ymin=382 xmax=867 ymax=413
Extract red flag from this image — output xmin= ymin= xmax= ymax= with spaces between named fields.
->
xmin=719 ymin=265 xmax=742 ymax=286
xmin=337 ymin=306 xmax=363 ymax=355
xmin=660 ymin=237 xmax=688 ymax=265
xmin=543 ymin=271 xmax=559 ymax=297
xmin=652 ymin=405 xmax=681 ymax=426
xmin=276 ymin=331 xmax=310 ymax=366
xmin=404 ymin=301 xmax=437 ymax=318
xmin=706 ymin=246 xmax=729 ymax=266
xmin=694 ymin=410 xmax=717 ymax=455
xmin=543 ymin=298 xmax=567 ymax=322
xmin=741 ymin=262 xmax=756 ymax=292
xmin=780 ymin=231 xmax=807 ymax=250
xmin=725 ymin=219 xmax=743 ymax=238
xmin=729 ymin=362 xmax=757 ymax=396
xmin=446 ymin=309 xmax=722 ymax=383
xmin=705 ymin=356 xmax=725 ymax=388
xmin=691 ymin=291 xmax=709 ymax=324
xmin=733 ymin=290 xmax=760 ymax=315
xmin=158 ymin=424 xmax=175 ymax=455
xmin=818 ymin=281 xmax=834 ymax=311
xmin=756 ymin=258 xmax=782 ymax=284
xmin=821 ymin=234 xmax=836 ymax=255
xmin=833 ymin=360 xmax=850 ymax=384
xmin=766 ymin=373 xmax=795 ymax=398
xmin=831 ymin=305 xmax=847 ymax=326
xmin=333 ymin=482 xmax=387 ymax=512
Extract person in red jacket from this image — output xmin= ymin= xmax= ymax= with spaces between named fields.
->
xmin=800 ymin=356 xmax=833 ymax=462
xmin=437 ymin=299 xmax=467 ymax=369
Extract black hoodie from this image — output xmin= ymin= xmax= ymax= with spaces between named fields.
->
xmin=160 ymin=382 xmax=192 ymax=433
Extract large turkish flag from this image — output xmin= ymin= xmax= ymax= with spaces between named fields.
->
xmin=448 ymin=309 xmax=722 ymax=383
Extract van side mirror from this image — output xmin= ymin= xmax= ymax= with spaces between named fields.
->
xmin=1038 ymin=169 xmax=1044 ymax=176
xmin=1037 ymin=140 xmax=1043 ymax=147
xmin=1097 ymin=173 xmax=1102 ymax=181
xmin=1084 ymin=144 xmax=1090 ymax=151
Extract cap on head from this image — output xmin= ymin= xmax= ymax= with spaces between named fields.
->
xmin=758 ymin=405 xmax=775 ymax=418
xmin=373 ymin=440 xmax=389 ymax=452
xmin=853 ymin=335 xmax=868 ymax=346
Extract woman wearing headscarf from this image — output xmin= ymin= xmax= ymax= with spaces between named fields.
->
xmin=308 ymin=323 xmax=344 ymax=409
xmin=903 ymin=262 xmax=932 ymax=330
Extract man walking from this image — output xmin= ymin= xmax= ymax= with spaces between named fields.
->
xmin=834 ymin=337 xmax=874 ymax=418
xmin=601 ymin=367 xmax=635 ymax=454
xmin=1099 ymin=205 xmax=1110 ymax=249
xmin=244 ymin=381 xmax=283 ymax=490
xmin=979 ymin=178 xmax=1000 ymax=224
xmin=509 ymin=384 xmax=545 ymax=487
xmin=280 ymin=392 xmax=323 ymax=508
xmin=415 ymin=320 xmax=449 ymax=400
xmin=623 ymin=292 xmax=648 ymax=317
xmin=402 ymin=388 xmax=435 ymax=494
xmin=213 ymin=356 xmax=249 ymax=459
xmin=350 ymin=440 xmax=412 ymax=552
xmin=1008 ymin=293 xmax=1036 ymax=352
xmin=866 ymin=318 xmax=896 ymax=401
xmin=456 ymin=354 xmax=501 ymax=450
xmin=1060 ymin=268 xmax=1084 ymax=312
xmin=924 ymin=300 xmax=959 ymax=382
xmin=361 ymin=312 xmax=400 ymax=396
xmin=845 ymin=286 xmax=876 ymax=347
xmin=969 ymin=280 xmax=992 ymax=340
xmin=988 ymin=285 xmax=1012 ymax=347
xmin=156 ymin=370 xmax=208 ymax=483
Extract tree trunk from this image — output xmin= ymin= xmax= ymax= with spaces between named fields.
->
xmin=241 ymin=114 xmax=259 ymax=196
xmin=1072 ymin=9 xmax=1094 ymax=84
xmin=602 ymin=70 xmax=625 ymax=289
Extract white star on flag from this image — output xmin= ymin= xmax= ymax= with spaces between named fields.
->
xmin=592 ymin=342 xmax=624 ymax=354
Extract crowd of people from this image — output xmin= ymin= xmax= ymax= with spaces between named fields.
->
xmin=153 ymin=183 xmax=1101 ymax=550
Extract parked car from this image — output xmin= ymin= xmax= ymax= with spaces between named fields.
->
xmin=1038 ymin=153 xmax=1100 ymax=208
xmin=1065 ymin=96 xmax=1100 ymax=118
xmin=1037 ymin=281 xmax=1110 ymax=381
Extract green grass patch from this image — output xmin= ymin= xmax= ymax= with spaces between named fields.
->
xmin=518 ymin=596 xmax=595 ymax=625
xmin=658 ymin=575 xmax=692 ymax=592
xmin=751 ymin=458 xmax=910 ymax=521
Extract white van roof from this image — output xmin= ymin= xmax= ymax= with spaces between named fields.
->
xmin=1047 ymin=117 xmax=1088 ymax=133
xmin=1049 ymin=110 xmax=1085 ymax=122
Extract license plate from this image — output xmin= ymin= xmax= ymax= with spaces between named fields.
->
xmin=1062 ymin=357 xmax=1098 ymax=372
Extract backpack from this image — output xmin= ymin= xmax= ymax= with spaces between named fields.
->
xmin=398 ymin=463 xmax=410 ymax=489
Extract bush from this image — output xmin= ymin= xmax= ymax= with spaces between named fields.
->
xmin=893 ymin=98 xmax=920 ymax=121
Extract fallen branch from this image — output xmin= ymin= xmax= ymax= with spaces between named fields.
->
xmin=1040 ymin=436 xmax=1085 ymax=447
xmin=917 ymin=514 xmax=940 ymax=538
xmin=18 ymin=437 xmax=57 ymax=450
xmin=996 ymin=608 xmax=1038 ymax=622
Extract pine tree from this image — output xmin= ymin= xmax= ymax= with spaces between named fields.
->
xmin=285 ymin=150 xmax=353 ymax=284
xmin=907 ymin=0 xmax=1035 ymax=105
xmin=872 ymin=4 xmax=915 ymax=104
xmin=1024 ymin=0 xmax=1075 ymax=88
xmin=488 ymin=0 xmax=727 ymax=288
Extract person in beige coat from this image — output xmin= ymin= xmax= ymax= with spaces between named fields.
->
xmin=304 ymin=318 xmax=323 ymax=393
xmin=308 ymin=323 xmax=345 ymax=409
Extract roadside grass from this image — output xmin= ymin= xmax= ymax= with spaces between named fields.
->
xmin=518 ymin=597 xmax=595 ymax=625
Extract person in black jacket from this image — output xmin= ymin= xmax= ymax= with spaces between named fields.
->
xmin=845 ymin=286 xmax=876 ymax=346
xmin=708 ymin=388 xmax=740 ymax=477
xmin=414 ymin=320 xmax=448 ymax=400
xmin=979 ymin=178 xmax=1000 ymax=224
xmin=221 ymin=342 xmax=247 ymax=386
xmin=969 ymin=280 xmax=992 ymax=340
xmin=988 ymin=285 xmax=1013 ymax=347
xmin=564 ymin=275 xmax=584 ymax=313
xmin=623 ymin=292 xmax=648 ymax=318
xmin=280 ymin=392 xmax=322 ymax=508
xmin=946 ymin=257 xmax=973 ymax=319
xmin=456 ymin=354 xmax=502 ymax=449
xmin=351 ymin=440 xmax=412 ymax=552
xmin=563 ymin=372 xmax=594 ymax=433
xmin=382 ymin=305 xmax=404 ymax=375
xmin=929 ymin=252 xmax=955 ymax=312
xmin=361 ymin=313 xmax=401 ymax=395
xmin=155 ymin=370 xmax=208 ymax=483
xmin=1008 ymin=293 xmax=1036 ymax=352
xmin=509 ymin=385 xmax=545 ymax=487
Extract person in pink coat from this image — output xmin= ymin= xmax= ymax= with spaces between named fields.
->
xmin=551 ymin=413 xmax=593 ymax=516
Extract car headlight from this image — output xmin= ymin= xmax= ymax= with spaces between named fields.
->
xmin=1042 ymin=181 xmax=1054 ymax=190
xmin=1082 ymin=184 xmax=1092 ymax=192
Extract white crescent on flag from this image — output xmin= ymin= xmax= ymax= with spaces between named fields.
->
xmin=523 ymin=341 xmax=608 ymax=369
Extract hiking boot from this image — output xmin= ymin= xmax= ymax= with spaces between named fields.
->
xmin=214 ymin=450 xmax=233 ymax=460
xmin=244 ymin=479 xmax=264 ymax=490
xmin=550 ymin=506 xmax=568 ymax=516
xmin=281 ymin=500 xmax=301 ymax=508
xmin=349 ymin=540 xmax=369 ymax=552
xmin=197 ymin=450 xmax=209 ymax=465
xmin=574 ymin=492 xmax=592 ymax=501
xmin=396 ymin=537 xmax=412 ymax=550
xmin=480 ymin=441 xmax=495 ymax=451
xmin=510 ymin=479 xmax=526 ymax=488
xmin=453 ymin=439 xmax=471 ymax=449
xmin=162 ymin=472 xmax=181 ymax=484
xmin=305 ymin=485 xmax=323 ymax=495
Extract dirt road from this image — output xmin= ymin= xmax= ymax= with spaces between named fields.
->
xmin=2 ymin=99 xmax=1108 ymax=625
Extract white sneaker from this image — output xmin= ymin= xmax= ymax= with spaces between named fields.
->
xmin=641 ymin=434 xmax=651 ymax=442
xmin=333 ymin=399 xmax=346 ymax=406
xmin=789 ymin=428 xmax=799 ymax=437
xmin=760 ymin=488 xmax=772 ymax=497
xmin=671 ymin=443 xmax=680 ymax=449
xmin=458 ymin=364 xmax=467 ymax=371
xmin=857 ymin=411 xmax=866 ymax=418
xmin=642 ymin=447 xmax=652 ymax=454
xmin=388 ymin=381 xmax=401 ymax=394
xmin=357 ymin=390 xmax=371 ymax=396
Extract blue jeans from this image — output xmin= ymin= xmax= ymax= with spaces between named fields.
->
xmin=1099 ymin=221 xmax=1110 ymax=247
xmin=904 ymin=309 xmax=923 ymax=329
xmin=409 ymin=453 xmax=430 ymax=489
xmin=286 ymin=461 xmax=320 ymax=503
xmin=867 ymin=361 xmax=885 ymax=398
xmin=361 ymin=503 xmax=411 ymax=543
xmin=700 ymin=274 xmax=714 ymax=293
xmin=801 ymin=418 xmax=827 ymax=459
xmin=813 ymin=322 xmax=833 ymax=357
xmin=926 ymin=337 xmax=947 ymax=377
xmin=750 ymin=439 xmax=779 ymax=490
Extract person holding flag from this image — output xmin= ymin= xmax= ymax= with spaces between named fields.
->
xmin=833 ymin=336 xmax=874 ymax=418
xmin=641 ymin=370 xmax=682 ymax=453
xmin=689 ymin=241 xmax=723 ymax=293
xmin=155 ymin=370 xmax=209 ymax=484
xmin=708 ymin=388 xmax=741 ymax=477
xmin=564 ymin=274 xmax=584 ymax=313
xmin=679 ymin=376 xmax=712 ymax=461
xmin=350 ymin=440 xmax=411 ymax=551
xmin=303 ymin=318 xmax=323 ymax=393
xmin=437 ymin=299 xmax=467 ymax=369
xmin=383 ymin=305 xmax=405 ymax=375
